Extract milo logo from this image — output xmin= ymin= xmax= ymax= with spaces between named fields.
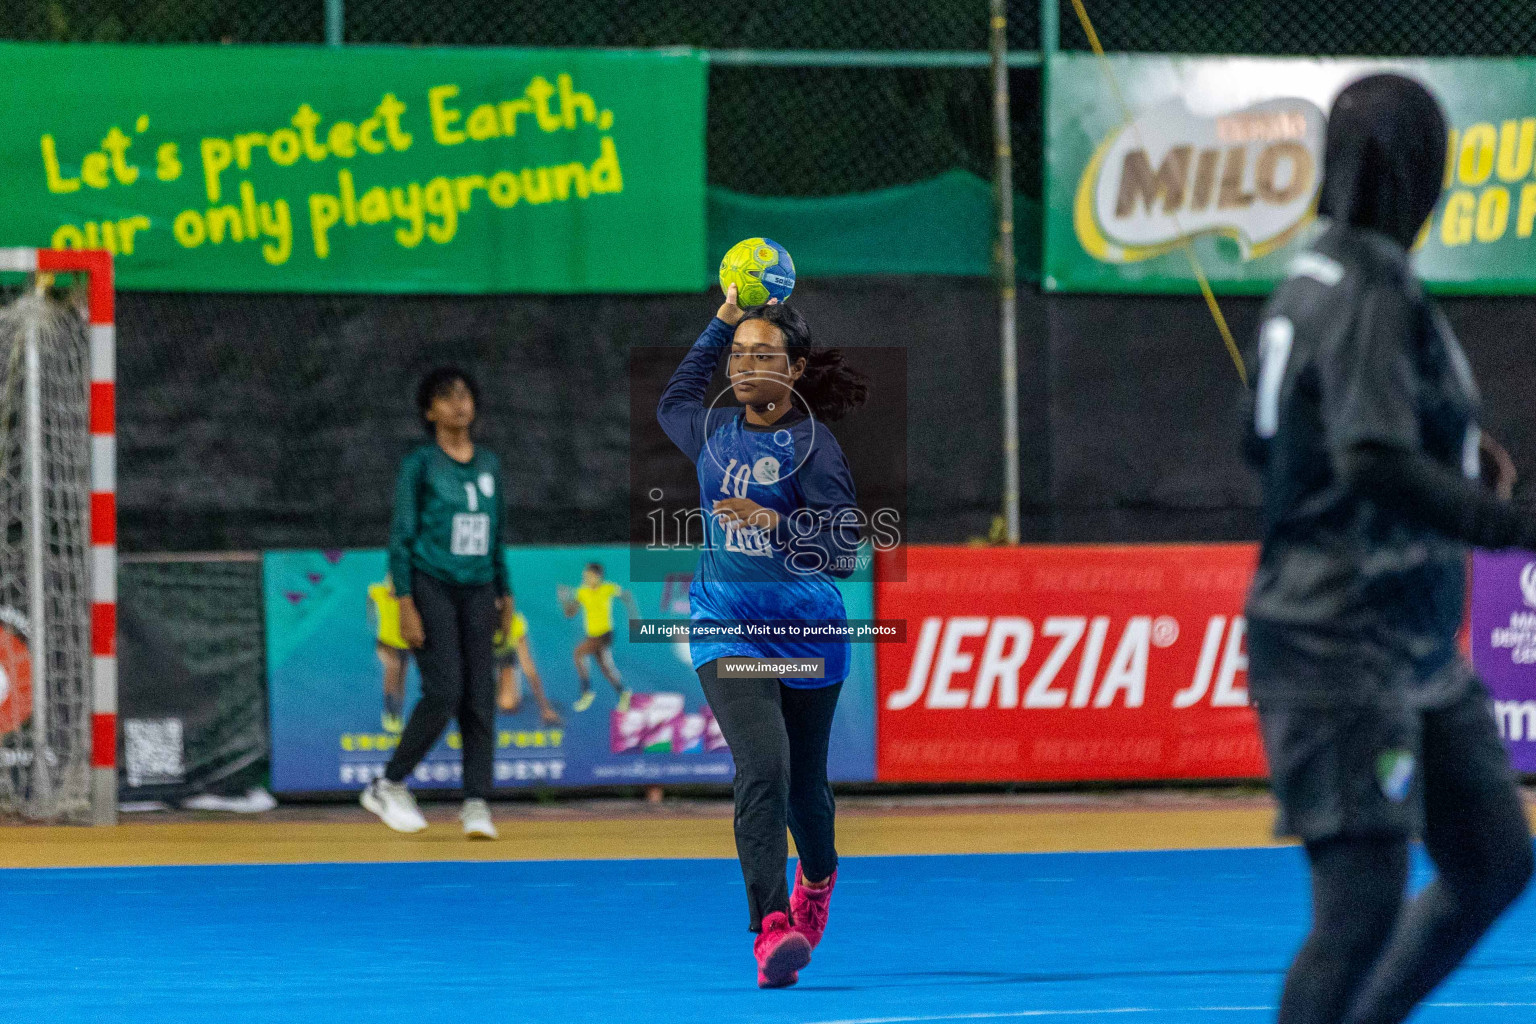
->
xmin=1075 ymin=97 xmax=1326 ymax=264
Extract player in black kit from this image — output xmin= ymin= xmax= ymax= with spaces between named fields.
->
xmin=1243 ymin=73 xmax=1536 ymax=1024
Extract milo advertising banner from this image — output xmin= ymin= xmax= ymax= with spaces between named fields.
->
xmin=0 ymin=43 xmax=706 ymax=293
xmin=263 ymin=546 xmax=876 ymax=792
xmin=1470 ymin=550 xmax=1536 ymax=773
xmin=1046 ymin=54 xmax=1536 ymax=293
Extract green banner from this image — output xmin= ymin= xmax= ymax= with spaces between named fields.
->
xmin=1046 ymin=54 xmax=1536 ymax=295
xmin=0 ymin=43 xmax=706 ymax=293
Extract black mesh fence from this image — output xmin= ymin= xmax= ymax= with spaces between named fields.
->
xmin=10 ymin=0 xmax=1534 ymax=199
xmin=1054 ymin=0 xmax=1536 ymax=56
xmin=11 ymin=1 xmax=323 ymax=43
xmin=15 ymin=2 xmax=1532 ymax=54
xmin=345 ymin=0 xmax=995 ymax=50
xmin=12 ymin=0 xmax=1016 ymax=48
xmin=709 ymin=65 xmax=1001 ymax=196
xmin=9 ymin=0 xmax=1536 ymax=553
xmin=5 ymin=1 xmax=1032 ymax=199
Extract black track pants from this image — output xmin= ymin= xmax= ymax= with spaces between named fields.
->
xmin=384 ymin=571 xmax=499 ymax=799
xmin=698 ymin=659 xmax=842 ymax=932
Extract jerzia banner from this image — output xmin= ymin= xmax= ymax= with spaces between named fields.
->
xmin=260 ymin=542 xmax=1536 ymax=793
xmin=1046 ymin=54 xmax=1536 ymax=294
xmin=875 ymin=544 xmax=1267 ymax=783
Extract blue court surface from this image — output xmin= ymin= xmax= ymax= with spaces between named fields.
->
xmin=4 ymin=847 xmax=1535 ymax=1023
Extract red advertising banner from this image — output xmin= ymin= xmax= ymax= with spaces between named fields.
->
xmin=875 ymin=544 xmax=1267 ymax=783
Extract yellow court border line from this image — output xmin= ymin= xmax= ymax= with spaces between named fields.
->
xmin=0 ymin=807 xmax=1291 ymax=869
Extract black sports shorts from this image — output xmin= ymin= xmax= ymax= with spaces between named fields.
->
xmin=1256 ymin=677 xmax=1511 ymax=844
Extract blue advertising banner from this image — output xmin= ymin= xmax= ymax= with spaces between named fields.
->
xmin=264 ymin=544 xmax=876 ymax=792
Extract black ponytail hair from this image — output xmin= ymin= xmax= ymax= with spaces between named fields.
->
xmin=416 ymin=365 xmax=479 ymax=434
xmin=736 ymin=303 xmax=869 ymax=422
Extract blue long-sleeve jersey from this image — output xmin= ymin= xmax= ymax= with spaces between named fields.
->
xmin=657 ymin=318 xmax=860 ymax=687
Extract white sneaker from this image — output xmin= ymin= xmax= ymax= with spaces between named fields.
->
xmin=361 ymin=778 xmax=427 ymax=834
xmin=461 ymin=798 xmax=497 ymax=840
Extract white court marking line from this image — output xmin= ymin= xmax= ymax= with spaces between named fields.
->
xmin=804 ymin=1003 xmax=1536 ymax=1024
xmin=803 ymin=1009 xmax=1255 ymax=1024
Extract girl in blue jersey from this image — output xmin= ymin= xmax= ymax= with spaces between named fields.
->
xmin=658 ymin=285 xmax=868 ymax=989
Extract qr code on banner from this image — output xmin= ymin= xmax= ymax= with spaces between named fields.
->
xmin=125 ymin=718 xmax=185 ymax=787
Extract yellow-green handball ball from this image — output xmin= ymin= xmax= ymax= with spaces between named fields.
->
xmin=718 ymin=237 xmax=796 ymax=307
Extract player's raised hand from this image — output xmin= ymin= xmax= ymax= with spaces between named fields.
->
xmin=716 ymin=283 xmax=779 ymax=326
xmin=717 ymin=283 xmax=746 ymax=325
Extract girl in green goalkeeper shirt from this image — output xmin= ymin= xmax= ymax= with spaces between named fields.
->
xmin=361 ymin=366 xmax=511 ymax=840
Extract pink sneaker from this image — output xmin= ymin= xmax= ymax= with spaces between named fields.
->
xmin=790 ymin=865 xmax=837 ymax=949
xmin=754 ymin=911 xmax=812 ymax=988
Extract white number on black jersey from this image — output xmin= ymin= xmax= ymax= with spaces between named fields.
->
xmin=1255 ymin=316 xmax=1295 ymax=439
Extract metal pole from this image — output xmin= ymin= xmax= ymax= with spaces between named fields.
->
xmin=1039 ymin=0 xmax=1059 ymax=540
xmin=24 ymin=316 xmax=50 ymax=812
xmin=325 ymin=0 xmax=344 ymax=46
xmin=991 ymin=0 xmax=1020 ymax=544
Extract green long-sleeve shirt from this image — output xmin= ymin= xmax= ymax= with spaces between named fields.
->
xmin=388 ymin=444 xmax=509 ymax=597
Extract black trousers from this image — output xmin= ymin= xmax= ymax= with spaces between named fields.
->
xmin=698 ymin=659 xmax=842 ymax=932
xmin=1276 ymin=683 xmax=1534 ymax=1024
xmin=384 ymin=571 xmax=499 ymax=799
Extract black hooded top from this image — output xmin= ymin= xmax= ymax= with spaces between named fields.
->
xmin=1242 ymin=73 xmax=1536 ymax=708
xmin=1317 ymin=73 xmax=1447 ymax=247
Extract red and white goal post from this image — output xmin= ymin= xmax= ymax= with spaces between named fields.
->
xmin=0 ymin=247 xmax=116 ymax=825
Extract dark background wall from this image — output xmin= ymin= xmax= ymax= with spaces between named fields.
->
xmin=1044 ymin=293 xmax=1536 ymax=541
xmin=115 ymin=282 xmax=1536 ymax=553
xmin=117 ymin=280 xmax=1017 ymax=550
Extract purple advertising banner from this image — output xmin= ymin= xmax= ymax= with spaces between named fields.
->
xmin=1471 ymin=550 xmax=1536 ymax=773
